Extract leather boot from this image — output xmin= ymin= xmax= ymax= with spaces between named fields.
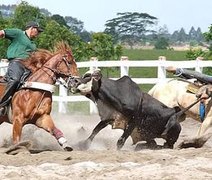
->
xmin=0 ymin=81 xmax=19 ymax=108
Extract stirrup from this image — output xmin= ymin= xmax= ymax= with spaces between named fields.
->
xmin=0 ymin=106 xmax=7 ymax=116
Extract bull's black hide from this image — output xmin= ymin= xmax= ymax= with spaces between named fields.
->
xmin=74 ymin=70 xmax=183 ymax=150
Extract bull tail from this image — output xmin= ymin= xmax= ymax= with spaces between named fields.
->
xmin=162 ymin=96 xmax=209 ymax=138
xmin=177 ymin=96 xmax=206 ymax=117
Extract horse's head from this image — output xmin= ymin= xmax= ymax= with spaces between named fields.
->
xmin=23 ymin=41 xmax=79 ymax=88
xmin=53 ymin=41 xmax=79 ymax=78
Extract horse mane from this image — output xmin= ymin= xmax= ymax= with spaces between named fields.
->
xmin=53 ymin=41 xmax=75 ymax=63
xmin=22 ymin=49 xmax=53 ymax=73
xmin=21 ymin=41 xmax=76 ymax=74
xmin=53 ymin=41 xmax=72 ymax=54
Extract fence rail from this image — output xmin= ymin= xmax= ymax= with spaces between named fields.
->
xmin=1 ymin=57 xmax=212 ymax=114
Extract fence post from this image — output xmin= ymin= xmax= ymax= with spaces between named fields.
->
xmin=157 ymin=56 xmax=166 ymax=82
xmin=58 ymin=78 xmax=68 ymax=113
xmin=120 ymin=56 xmax=129 ymax=77
xmin=89 ymin=57 xmax=98 ymax=114
xmin=90 ymin=57 xmax=98 ymax=71
xmin=195 ymin=56 xmax=203 ymax=73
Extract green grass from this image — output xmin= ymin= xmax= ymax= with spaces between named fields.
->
xmin=123 ymin=49 xmax=187 ymax=60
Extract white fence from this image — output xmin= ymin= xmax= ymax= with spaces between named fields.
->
xmin=1 ymin=57 xmax=212 ymax=114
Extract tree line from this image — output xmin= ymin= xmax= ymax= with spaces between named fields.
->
xmin=0 ymin=2 xmax=212 ymax=61
xmin=0 ymin=2 xmax=123 ymax=61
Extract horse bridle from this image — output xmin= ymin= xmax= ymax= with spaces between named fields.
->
xmin=42 ymin=54 xmax=74 ymax=81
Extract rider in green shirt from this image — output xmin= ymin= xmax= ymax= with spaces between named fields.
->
xmin=0 ymin=21 xmax=43 ymax=115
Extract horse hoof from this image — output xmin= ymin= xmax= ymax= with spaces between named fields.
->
xmin=64 ymin=146 xmax=73 ymax=151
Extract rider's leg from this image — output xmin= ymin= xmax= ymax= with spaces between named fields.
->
xmin=0 ymin=60 xmax=25 ymax=115
xmin=0 ymin=80 xmax=19 ymax=105
xmin=166 ymin=67 xmax=212 ymax=84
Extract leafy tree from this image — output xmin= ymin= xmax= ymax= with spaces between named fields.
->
xmin=114 ymin=45 xmax=123 ymax=60
xmin=153 ymin=25 xmax=170 ymax=49
xmin=186 ymin=25 xmax=212 ymax=75
xmin=178 ymin=28 xmax=188 ymax=42
xmin=65 ymin=16 xmax=83 ymax=34
xmin=65 ymin=16 xmax=91 ymax=42
xmin=79 ymin=30 xmax=92 ymax=42
xmin=188 ymin=26 xmax=197 ymax=41
xmin=104 ymin=12 xmax=157 ymax=46
xmin=203 ymin=25 xmax=212 ymax=61
xmin=11 ymin=1 xmax=44 ymax=29
xmin=36 ymin=20 xmax=87 ymax=60
xmin=0 ymin=12 xmax=10 ymax=58
xmin=196 ymin=27 xmax=204 ymax=42
xmin=88 ymin=33 xmax=115 ymax=60
xmin=171 ymin=30 xmax=180 ymax=43
xmin=154 ymin=37 xmax=169 ymax=49
xmin=186 ymin=48 xmax=206 ymax=60
xmin=86 ymin=32 xmax=123 ymax=77
xmin=204 ymin=25 xmax=212 ymax=41
xmin=51 ymin=14 xmax=68 ymax=28
xmin=39 ymin=8 xmax=51 ymax=16
xmin=202 ymin=24 xmax=212 ymax=74
xmin=0 ymin=1 xmax=121 ymax=62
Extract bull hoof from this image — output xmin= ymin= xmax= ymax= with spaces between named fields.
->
xmin=163 ymin=142 xmax=174 ymax=149
xmin=135 ymin=141 xmax=162 ymax=151
xmin=64 ymin=146 xmax=73 ymax=151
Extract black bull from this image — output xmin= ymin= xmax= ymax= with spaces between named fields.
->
xmin=69 ymin=70 xmax=203 ymax=150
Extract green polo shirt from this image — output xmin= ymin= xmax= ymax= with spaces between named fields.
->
xmin=4 ymin=28 xmax=36 ymax=60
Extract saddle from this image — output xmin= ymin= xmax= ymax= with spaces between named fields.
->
xmin=185 ymin=79 xmax=212 ymax=99
xmin=184 ymin=80 xmax=212 ymax=122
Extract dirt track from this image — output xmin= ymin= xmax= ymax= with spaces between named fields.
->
xmin=0 ymin=114 xmax=211 ymax=179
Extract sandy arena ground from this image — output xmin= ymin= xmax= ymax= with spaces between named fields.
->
xmin=0 ymin=113 xmax=211 ymax=180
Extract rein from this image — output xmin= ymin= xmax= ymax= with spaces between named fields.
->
xmin=42 ymin=56 xmax=72 ymax=79
xmin=29 ymin=91 xmax=46 ymax=121
xmin=41 ymin=66 xmax=57 ymax=82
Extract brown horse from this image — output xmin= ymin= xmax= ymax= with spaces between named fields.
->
xmin=0 ymin=41 xmax=79 ymax=151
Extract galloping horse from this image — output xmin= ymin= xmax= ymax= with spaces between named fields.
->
xmin=149 ymin=79 xmax=212 ymax=148
xmin=0 ymin=41 xmax=79 ymax=151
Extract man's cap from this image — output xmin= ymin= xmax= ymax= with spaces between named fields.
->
xmin=25 ymin=21 xmax=44 ymax=32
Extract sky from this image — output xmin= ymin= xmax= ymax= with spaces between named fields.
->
xmin=1 ymin=0 xmax=212 ymax=34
